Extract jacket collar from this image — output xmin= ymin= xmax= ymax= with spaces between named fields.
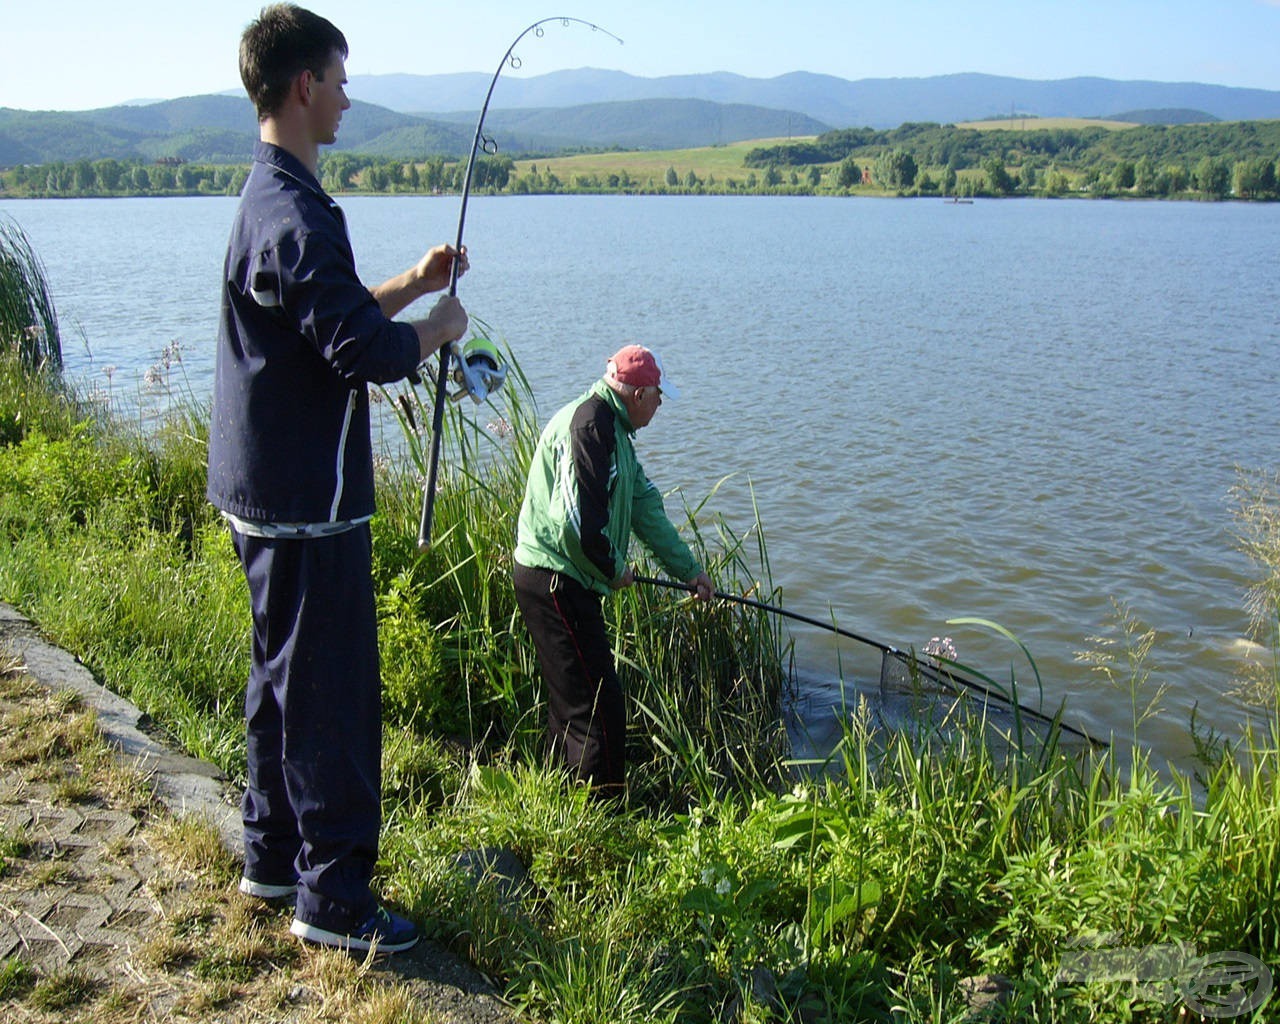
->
xmin=591 ymin=379 xmax=635 ymax=434
xmin=253 ymin=140 xmax=329 ymax=201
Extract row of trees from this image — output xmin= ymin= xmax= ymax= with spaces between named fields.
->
xmin=586 ymin=151 xmax=1279 ymax=200
xmin=3 ymin=154 xmax=812 ymax=199
xmin=0 ymin=155 xmax=518 ymax=199
xmin=973 ymin=152 xmax=1276 ymax=198
xmin=1 ymin=158 xmax=249 ymax=197
xmin=747 ymin=120 xmax=1280 ymax=199
xmin=318 ymin=154 xmax=513 ymax=195
xmin=4 ymin=140 xmax=1279 ymax=202
xmin=747 ymin=119 xmax=1280 ymax=173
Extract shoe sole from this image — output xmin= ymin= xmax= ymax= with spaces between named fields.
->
xmin=289 ymin=917 xmax=419 ymax=954
xmin=238 ymin=877 xmax=298 ymax=900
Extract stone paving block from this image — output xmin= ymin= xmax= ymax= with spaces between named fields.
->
xmin=33 ymin=802 xmax=86 ymax=842
xmin=0 ymin=921 xmax=20 ymax=960
xmin=0 ymin=803 xmax=33 ymax=833
xmin=83 ymin=861 xmax=151 ymax=905
xmin=76 ymin=807 xmax=139 ymax=845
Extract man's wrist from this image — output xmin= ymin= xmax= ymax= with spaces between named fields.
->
xmin=413 ymin=321 xmax=451 ymax=362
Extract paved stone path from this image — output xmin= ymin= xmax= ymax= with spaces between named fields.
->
xmin=0 ymin=603 xmax=517 ymax=1023
xmin=0 ymin=767 xmax=162 ymax=974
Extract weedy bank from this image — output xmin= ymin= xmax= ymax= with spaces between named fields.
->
xmin=0 ymin=218 xmax=1277 ymax=1022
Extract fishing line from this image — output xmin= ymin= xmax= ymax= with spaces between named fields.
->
xmin=632 ymin=573 xmax=1100 ymax=745
xmin=417 ymin=16 xmax=624 ymax=550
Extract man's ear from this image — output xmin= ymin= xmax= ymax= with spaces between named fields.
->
xmin=296 ymin=69 xmax=315 ymax=105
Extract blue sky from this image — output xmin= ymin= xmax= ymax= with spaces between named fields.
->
xmin=6 ymin=0 xmax=1280 ymax=111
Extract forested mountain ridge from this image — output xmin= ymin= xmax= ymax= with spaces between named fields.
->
xmin=0 ymin=95 xmax=826 ymax=166
xmin=5 ymin=69 xmax=1278 ymax=168
xmin=0 ymin=97 xmax=469 ymax=165
xmin=361 ymin=69 xmax=1280 ymax=127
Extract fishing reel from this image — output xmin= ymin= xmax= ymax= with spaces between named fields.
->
xmin=448 ymin=336 xmax=508 ymax=404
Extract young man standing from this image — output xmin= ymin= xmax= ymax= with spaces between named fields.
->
xmin=207 ymin=4 xmax=468 ymax=953
xmin=513 ymin=345 xmax=714 ymax=800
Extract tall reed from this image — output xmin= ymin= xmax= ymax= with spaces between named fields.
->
xmin=1231 ymin=467 xmax=1280 ymax=710
xmin=0 ymin=216 xmax=61 ymax=369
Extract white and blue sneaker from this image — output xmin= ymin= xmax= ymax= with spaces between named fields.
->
xmin=290 ymin=906 xmax=419 ymax=954
xmin=238 ymin=877 xmax=298 ymax=900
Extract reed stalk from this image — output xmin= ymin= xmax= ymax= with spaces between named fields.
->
xmin=0 ymin=216 xmax=61 ymax=369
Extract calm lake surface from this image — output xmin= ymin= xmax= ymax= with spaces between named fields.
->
xmin=3 ymin=193 xmax=1278 ymax=764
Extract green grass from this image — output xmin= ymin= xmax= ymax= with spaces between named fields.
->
xmin=503 ymin=138 xmax=1103 ymax=200
xmin=0 ymin=242 xmax=1278 ymax=1020
xmin=517 ymin=120 xmax=1125 ymax=187
xmin=514 ymin=137 xmax=817 ymax=188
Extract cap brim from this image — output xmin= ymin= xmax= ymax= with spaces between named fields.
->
xmin=651 ymin=350 xmax=678 ymax=399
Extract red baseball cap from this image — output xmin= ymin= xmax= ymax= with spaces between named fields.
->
xmin=606 ymin=345 xmax=680 ymax=399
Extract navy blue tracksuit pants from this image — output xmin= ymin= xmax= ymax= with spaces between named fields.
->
xmin=232 ymin=524 xmax=381 ymax=931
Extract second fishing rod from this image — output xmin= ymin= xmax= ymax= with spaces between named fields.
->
xmin=632 ymin=573 xmax=1100 ymax=745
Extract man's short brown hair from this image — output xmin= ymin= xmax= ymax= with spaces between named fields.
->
xmin=239 ymin=4 xmax=348 ymax=120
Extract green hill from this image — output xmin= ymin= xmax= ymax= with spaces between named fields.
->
xmin=0 ymin=95 xmax=827 ymax=166
xmin=0 ymin=108 xmax=150 ymax=164
xmin=744 ymin=119 xmax=1280 ymax=172
xmin=347 ymin=123 xmax=475 ymax=159
xmin=0 ymin=97 xmax=472 ymax=165
xmin=80 ymin=95 xmax=256 ymax=134
xmin=1104 ymin=108 xmax=1220 ymax=126
xmin=441 ymin=98 xmax=829 ymax=152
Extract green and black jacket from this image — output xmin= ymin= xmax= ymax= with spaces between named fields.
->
xmin=514 ymin=380 xmax=702 ymax=595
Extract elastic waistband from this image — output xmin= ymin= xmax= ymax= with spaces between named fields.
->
xmin=513 ymin=562 xmax=594 ymax=598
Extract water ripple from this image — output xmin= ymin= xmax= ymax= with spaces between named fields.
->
xmin=4 ymin=193 xmax=1277 ymax=765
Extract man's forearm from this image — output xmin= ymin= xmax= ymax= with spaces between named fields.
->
xmin=371 ymin=269 xmax=429 ymax=319
xmin=373 ymin=244 xmax=465 ymax=319
xmin=410 ymin=295 xmax=469 ymax=363
xmin=411 ymin=316 xmax=456 ymax=362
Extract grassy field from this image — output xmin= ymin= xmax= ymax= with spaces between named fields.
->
xmin=506 ymin=121 xmax=1138 ymax=199
xmin=512 ymin=136 xmax=820 ymax=184
xmin=511 ymin=121 xmax=1139 ymax=184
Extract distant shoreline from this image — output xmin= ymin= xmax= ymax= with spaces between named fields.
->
xmin=2 ymin=189 xmax=1274 ymax=203
xmin=5 ymin=117 xmax=1277 ymax=203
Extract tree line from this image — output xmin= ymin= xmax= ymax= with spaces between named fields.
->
xmin=0 ymin=158 xmax=252 ymax=197
xmin=745 ymin=119 xmax=1280 ymax=199
xmin=0 ymin=155 xmax=514 ymax=199
xmin=3 ymin=118 xmax=1279 ymax=201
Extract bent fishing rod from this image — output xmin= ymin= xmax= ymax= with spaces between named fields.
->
xmin=632 ymin=574 xmax=1099 ymax=745
xmin=417 ymin=16 xmax=623 ymax=551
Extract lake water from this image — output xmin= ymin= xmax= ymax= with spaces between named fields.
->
xmin=3 ymin=193 xmax=1278 ymax=766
